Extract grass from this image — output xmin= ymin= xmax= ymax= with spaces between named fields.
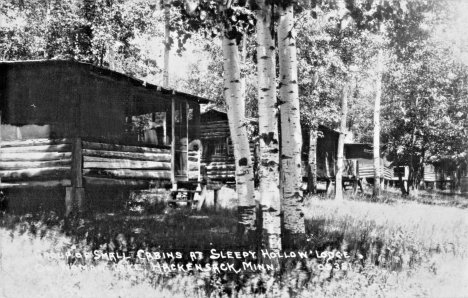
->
xmin=1 ymin=191 xmax=468 ymax=298
xmin=304 ymin=196 xmax=468 ymax=297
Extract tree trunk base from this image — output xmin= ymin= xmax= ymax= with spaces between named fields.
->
xmin=282 ymin=229 xmax=307 ymax=251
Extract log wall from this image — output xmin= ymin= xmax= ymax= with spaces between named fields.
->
xmin=0 ymin=139 xmax=204 ymax=188
xmin=423 ymin=164 xmax=455 ymax=183
xmin=200 ymin=143 xmax=256 ymax=181
xmin=424 ymin=164 xmax=437 ymax=182
xmin=302 ymin=159 xmax=392 ymax=181
xmin=200 ymin=120 xmax=256 ymax=182
xmin=82 ymin=141 xmax=172 ymax=184
xmin=0 ymin=138 xmax=72 ymax=188
xmin=188 ymin=150 xmax=201 ymax=180
xmin=356 ymin=163 xmax=391 ymax=179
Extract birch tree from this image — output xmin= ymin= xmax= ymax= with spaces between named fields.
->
xmin=333 ymin=0 xmax=352 ymax=202
xmin=222 ymin=32 xmax=257 ymax=242
xmin=163 ymin=0 xmax=170 ymax=88
xmin=308 ymin=131 xmax=317 ymax=194
xmin=255 ymin=0 xmax=281 ymax=254
xmin=175 ymin=0 xmax=258 ymax=242
xmin=278 ymin=3 xmax=305 ymax=241
xmin=334 ymin=80 xmax=348 ymax=201
xmin=373 ymin=47 xmax=382 ymax=198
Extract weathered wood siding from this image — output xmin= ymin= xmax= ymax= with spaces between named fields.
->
xmin=0 ymin=138 xmax=72 ymax=188
xmin=199 ymin=118 xmax=255 ymax=181
xmin=343 ymin=144 xmax=390 ymax=179
xmin=188 ymin=150 xmax=201 ymax=180
xmin=423 ymin=164 xmax=455 ymax=183
xmin=82 ymin=141 xmax=172 ymax=182
xmin=0 ymin=138 xmax=205 ymax=188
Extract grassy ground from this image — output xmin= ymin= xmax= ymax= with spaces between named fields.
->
xmin=1 ymin=190 xmax=467 ymax=298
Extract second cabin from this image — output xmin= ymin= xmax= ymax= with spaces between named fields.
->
xmin=199 ymin=109 xmax=258 ymax=188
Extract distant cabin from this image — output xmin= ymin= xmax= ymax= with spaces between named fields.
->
xmin=343 ymin=143 xmax=392 ymax=180
xmin=423 ymin=161 xmax=461 ymax=190
xmin=0 ymin=60 xmax=209 ymax=214
xmin=302 ymin=127 xmax=399 ymax=192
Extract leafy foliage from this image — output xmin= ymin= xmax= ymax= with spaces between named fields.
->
xmin=381 ymin=1 xmax=468 ymax=182
xmin=0 ymin=0 xmax=163 ymax=78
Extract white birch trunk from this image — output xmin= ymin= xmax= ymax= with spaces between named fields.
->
xmin=164 ymin=0 xmax=175 ymax=186
xmin=373 ymin=48 xmax=382 ymax=198
xmin=308 ymin=130 xmax=317 ymax=193
xmin=335 ymin=81 xmax=348 ymax=201
xmin=256 ymin=1 xmax=281 ymax=253
xmin=278 ymin=4 xmax=305 ymax=238
xmin=163 ymin=0 xmax=170 ymax=88
xmin=240 ymin=33 xmax=247 ymax=107
xmin=222 ymin=33 xmax=256 ymax=238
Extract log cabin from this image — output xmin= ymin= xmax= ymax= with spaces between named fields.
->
xmin=302 ymin=126 xmax=362 ymax=192
xmin=423 ymin=161 xmax=461 ymax=190
xmin=343 ymin=143 xmax=392 ymax=180
xmin=302 ymin=128 xmax=395 ymax=193
xmin=199 ymin=109 xmax=258 ymax=189
xmin=0 ymin=60 xmax=209 ymax=214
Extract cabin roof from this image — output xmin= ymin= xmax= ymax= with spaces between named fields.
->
xmin=318 ymin=125 xmax=340 ymax=137
xmin=0 ymin=59 xmax=211 ymax=104
xmin=344 ymin=143 xmax=373 ymax=147
xmin=201 ymin=108 xmax=258 ymax=124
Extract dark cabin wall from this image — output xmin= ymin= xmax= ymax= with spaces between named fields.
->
xmin=0 ymin=61 xmax=174 ymax=144
xmin=303 ymin=126 xmax=339 ymax=162
xmin=78 ymin=70 xmax=130 ymax=143
xmin=344 ymin=144 xmax=375 ymax=166
xmin=301 ymin=126 xmax=339 ymax=178
xmin=0 ymin=63 xmax=77 ymax=138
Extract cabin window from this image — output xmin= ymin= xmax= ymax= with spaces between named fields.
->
xmin=130 ymin=112 xmax=167 ymax=146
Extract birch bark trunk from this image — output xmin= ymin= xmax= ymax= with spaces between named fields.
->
xmin=256 ymin=0 xmax=281 ymax=255
xmin=278 ymin=4 xmax=305 ymax=243
xmin=164 ymin=0 xmax=176 ymax=187
xmin=335 ymin=81 xmax=348 ymax=201
xmin=373 ymin=48 xmax=382 ymax=198
xmin=163 ymin=0 xmax=170 ymax=88
xmin=308 ymin=130 xmax=317 ymax=194
xmin=241 ymin=33 xmax=247 ymax=105
xmin=222 ymin=33 xmax=256 ymax=243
